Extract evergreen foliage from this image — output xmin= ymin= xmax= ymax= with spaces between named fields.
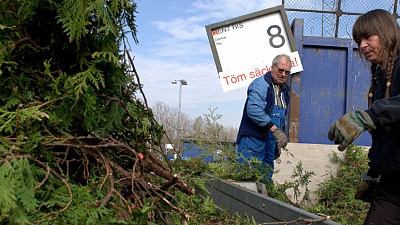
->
xmin=0 ymin=0 xmax=203 ymax=224
xmin=309 ymin=145 xmax=370 ymax=224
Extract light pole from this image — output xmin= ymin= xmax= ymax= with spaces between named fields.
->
xmin=171 ymin=79 xmax=188 ymax=114
xmin=171 ymin=79 xmax=188 ymax=156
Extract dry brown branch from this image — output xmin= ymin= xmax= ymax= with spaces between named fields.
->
xmin=23 ymin=96 xmax=65 ymax=111
xmin=258 ymin=216 xmax=330 ymax=225
xmin=161 ymin=174 xmax=179 ymax=190
xmin=157 ymin=208 xmax=171 ymax=225
xmin=136 ymin=176 xmax=190 ymax=220
xmin=142 ymin=153 xmax=195 ymax=195
xmin=34 ymin=165 xmax=50 ymax=190
xmin=34 ymin=216 xmax=57 ymax=224
xmin=96 ymin=149 xmax=111 ymax=188
xmin=125 ymin=49 xmax=147 ymax=107
xmin=93 ymin=149 xmax=115 ymax=206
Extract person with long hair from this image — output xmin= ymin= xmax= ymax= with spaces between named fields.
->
xmin=328 ymin=9 xmax=400 ymax=224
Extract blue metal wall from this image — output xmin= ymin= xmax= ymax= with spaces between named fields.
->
xmin=290 ymin=19 xmax=372 ymax=146
xmin=182 ymin=140 xmax=214 ymax=162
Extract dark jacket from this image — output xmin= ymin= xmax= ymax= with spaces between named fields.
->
xmin=236 ymin=72 xmax=290 ymax=143
xmin=365 ymin=52 xmax=400 ymax=177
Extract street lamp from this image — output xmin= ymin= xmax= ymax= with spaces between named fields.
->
xmin=171 ymin=79 xmax=188 ymax=114
xmin=171 ymin=79 xmax=188 ymax=157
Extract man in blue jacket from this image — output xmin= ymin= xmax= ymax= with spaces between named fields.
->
xmin=236 ymin=54 xmax=291 ymax=179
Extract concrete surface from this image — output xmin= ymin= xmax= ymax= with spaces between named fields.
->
xmin=273 ymin=143 xmax=368 ymax=204
xmin=231 ymin=181 xmax=268 ymax=196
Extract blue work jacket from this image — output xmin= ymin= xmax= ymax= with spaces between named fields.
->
xmin=236 ymin=72 xmax=290 ymax=143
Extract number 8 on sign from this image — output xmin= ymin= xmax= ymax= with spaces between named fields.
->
xmin=267 ymin=25 xmax=285 ymax=48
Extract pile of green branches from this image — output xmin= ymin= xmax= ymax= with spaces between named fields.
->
xmin=309 ymin=145 xmax=370 ymax=224
xmin=0 ymin=0 xmax=198 ymax=224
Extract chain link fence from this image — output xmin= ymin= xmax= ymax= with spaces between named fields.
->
xmin=283 ymin=0 xmax=399 ymax=38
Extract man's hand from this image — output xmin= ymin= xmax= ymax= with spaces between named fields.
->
xmin=272 ymin=129 xmax=288 ymax=149
xmin=328 ymin=109 xmax=376 ymax=151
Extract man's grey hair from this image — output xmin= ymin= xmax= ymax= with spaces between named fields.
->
xmin=272 ymin=54 xmax=291 ymax=66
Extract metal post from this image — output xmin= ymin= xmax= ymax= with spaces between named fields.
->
xmin=179 ymin=82 xmax=182 ymax=114
xmin=172 ymin=79 xmax=188 ymax=114
xmin=172 ymin=79 xmax=188 ymax=156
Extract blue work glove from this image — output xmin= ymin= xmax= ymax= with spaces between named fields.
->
xmin=328 ymin=109 xmax=376 ymax=151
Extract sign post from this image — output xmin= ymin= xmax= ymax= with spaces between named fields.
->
xmin=205 ymin=5 xmax=303 ymax=92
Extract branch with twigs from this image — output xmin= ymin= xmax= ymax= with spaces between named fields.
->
xmin=258 ymin=216 xmax=331 ymax=225
xmin=1 ymin=134 xmax=195 ymax=224
xmin=47 ymin=136 xmax=193 ymax=221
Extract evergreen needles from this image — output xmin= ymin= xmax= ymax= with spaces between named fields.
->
xmin=0 ymin=0 xmax=196 ymax=223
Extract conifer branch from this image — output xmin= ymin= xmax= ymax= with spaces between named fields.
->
xmin=29 ymin=157 xmax=73 ymax=215
xmin=0 ymin=151 xmax=73 ymax=216
xmin=1 ymin=0 xmax=202 ymax=223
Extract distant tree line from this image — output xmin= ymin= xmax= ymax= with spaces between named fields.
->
xmin=151 ymin=101 xmax=238 ymax=156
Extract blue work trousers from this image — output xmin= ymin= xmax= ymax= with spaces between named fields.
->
xmin=237 ymin=105 xmax=286 ymax=179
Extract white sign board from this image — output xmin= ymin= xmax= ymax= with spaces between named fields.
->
xmin=206 ymin=6 xmax=303 ymax=92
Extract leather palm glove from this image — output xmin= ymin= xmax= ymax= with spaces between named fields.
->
xmin=328 ymin=109 xmax=376 ymax=151
xmin=272 ymin=129 xmax=287 ymax=149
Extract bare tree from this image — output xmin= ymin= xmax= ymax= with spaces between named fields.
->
xmin=151 ymin=102 xmax=238 ymax=157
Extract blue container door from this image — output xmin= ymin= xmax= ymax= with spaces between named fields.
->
xmin=298 ymin=46 xmax=347 ymax=144
xmin=293 ymin=34 xmax=372 ymax=146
